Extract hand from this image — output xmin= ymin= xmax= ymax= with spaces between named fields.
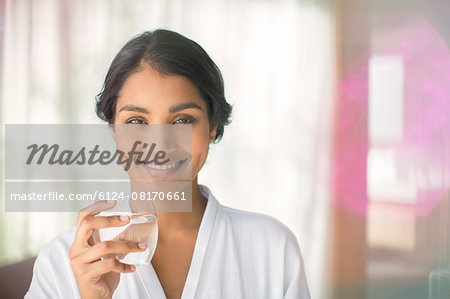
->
xmin=69 ymin=200 xmax=148 ymax=299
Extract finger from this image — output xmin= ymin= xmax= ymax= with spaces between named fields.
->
xmin=76 ymin=200 xmax=117 ymax=226
xmin=79 ymin=240 xmax=147 ymax=264
xmin=85 ymin=258 xmax=136 ymax=280
xmin=75 ymin=214 xmax=130 ymax=248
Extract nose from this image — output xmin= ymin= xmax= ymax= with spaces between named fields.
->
xmin=146 ymin=124 xmax=178 ymax=154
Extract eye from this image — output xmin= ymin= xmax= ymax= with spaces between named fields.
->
xmin=126 ymin=118 xmax=148 ymax=125
xmin=173 ymin=117 xmax=194 ymax=125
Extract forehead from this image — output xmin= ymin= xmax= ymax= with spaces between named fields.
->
xmin=116 ymin=64 xmax=205 ymax=110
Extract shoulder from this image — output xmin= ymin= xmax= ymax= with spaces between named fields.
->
xmin=221 ymin=205 xmax=289 ymax=230
xmin=219 ymin=204 xmax=300 ymax=250
xmin=35 ymin=226 xmax=77 ymax=269
xmin=200 ymin=185 xmax=299 ymax=248
xmin=39 ymin=226 xmax=77 ymax=256
xmin=25 ymin=227 xmax=78 ymax=299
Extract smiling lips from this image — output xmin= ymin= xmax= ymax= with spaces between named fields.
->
xmin=140 ymin=159 xmax=188 ymax=178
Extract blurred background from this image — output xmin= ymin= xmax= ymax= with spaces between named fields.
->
xmin=1 ymin=0 xmax=449 ymax=298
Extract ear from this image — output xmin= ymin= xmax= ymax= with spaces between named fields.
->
xmin=209 ymin=124 xmax=218 ymax=143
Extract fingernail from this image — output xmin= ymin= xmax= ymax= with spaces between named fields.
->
xmin=138 ymin=242 xmax=147 ymax=249
xmin=120 ymin=215 xmax=129 ymax=222
xmin=105 ymin=199 xmax=115 ymax=205
xmin=130 ymin=265 xmax=136 ymax=271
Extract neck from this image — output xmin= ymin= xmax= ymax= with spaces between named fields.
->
xmin=154 ymin=178 xmax=207 ymax=236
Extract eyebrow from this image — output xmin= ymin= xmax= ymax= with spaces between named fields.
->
xmin=169 ymin=102 xmax=203 ymax=113
xmin=118 ymin=102 xmax=203 ymax=114
xmin=118 ymin=105 xmax=149 ymax=114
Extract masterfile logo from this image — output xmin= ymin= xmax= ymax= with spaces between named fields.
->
xmin=4 ymin=124 xmax=193 ymax=212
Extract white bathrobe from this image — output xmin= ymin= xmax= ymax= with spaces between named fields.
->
xmin=25 ymin=185 xmax=310 ymax=299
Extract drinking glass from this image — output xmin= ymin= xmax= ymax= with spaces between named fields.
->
xmin=93 ymin=210 xmax=158 ymax=266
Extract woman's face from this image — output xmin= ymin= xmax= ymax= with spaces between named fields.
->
xmin=113 ymin=64 xmax=216 ymax=182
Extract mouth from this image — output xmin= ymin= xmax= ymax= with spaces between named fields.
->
xmin=138 ymin=158 xmax=189 ymax=179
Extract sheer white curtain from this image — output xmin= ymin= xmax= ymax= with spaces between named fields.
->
xmin=1 ymin=1 xmax=335 ymax=298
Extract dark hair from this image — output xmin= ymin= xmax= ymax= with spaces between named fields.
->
xmin=96 ymin=29 xmax=232 ymax=143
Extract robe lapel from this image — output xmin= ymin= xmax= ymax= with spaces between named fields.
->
xmin=181 ymin=185 xmax=219 ymax=299
xmin=136 ymin=263 xmax=167 ymax=298
xmin=136 ymin=185 xmax=219 ymax=299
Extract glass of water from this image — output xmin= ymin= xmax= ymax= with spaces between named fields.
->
xmin=93 ymin=211 xmax=158 ymax=266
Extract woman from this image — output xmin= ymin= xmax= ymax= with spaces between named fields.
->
xmin=25 ymin=29 xmax=310 ymax=299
